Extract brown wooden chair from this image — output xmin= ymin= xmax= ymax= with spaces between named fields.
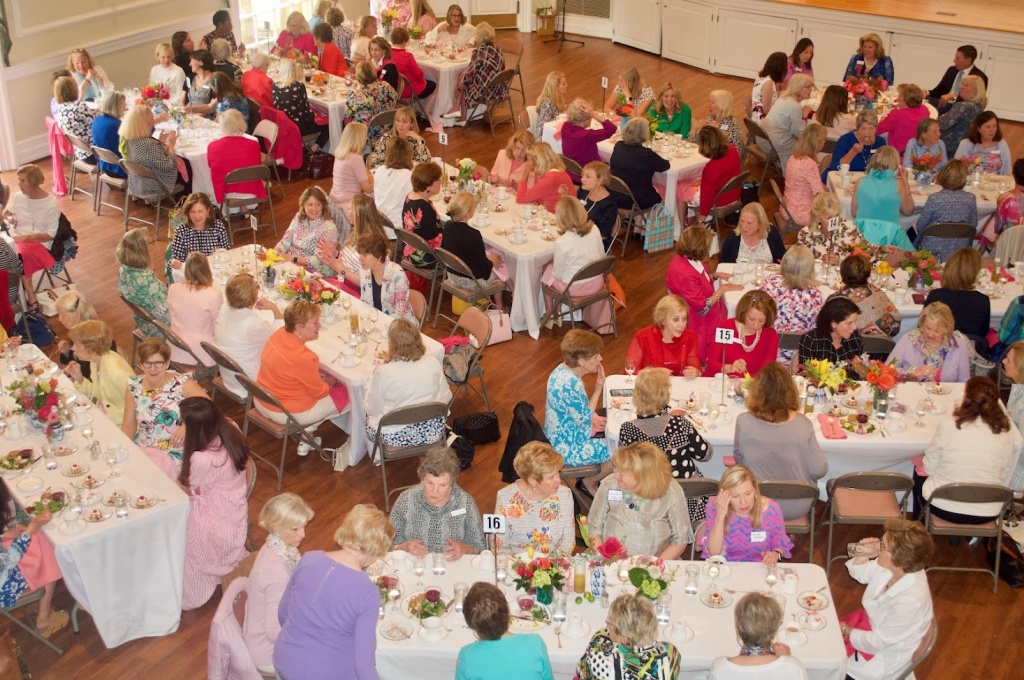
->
xmin=199 ymin=340 xmax=249 ymax=407
xmin=759 ymin=480 xmax=820 ymax=563
xmin=431 ymin=247 xmax=507 ymax=329
xmin=539 ymin=256 xmax=618 ymax=336
xmin=561 ymin=463 xmax=603 ymax=517
xmin=374 ymin=401 xmax=450 ymax=511
xmin=560 ymin=154 xmax=583 ymax=179
xmin=823 ymin=472 xmax=912 ymax=576
xmin=220 ymin=165 xmax=277 ymax=246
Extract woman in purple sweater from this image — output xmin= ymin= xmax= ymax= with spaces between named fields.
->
xmin=274 ymin=504 xmax=396 ymax=680
xmin=560 ymin=98 xmax=616 ymax=176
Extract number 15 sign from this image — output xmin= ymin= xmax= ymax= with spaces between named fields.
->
xmin=716 ymin=328 xmax=736 ymax=344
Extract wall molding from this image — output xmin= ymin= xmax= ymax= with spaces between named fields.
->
xmin=10 ymin=0 xmax=167 ymax=39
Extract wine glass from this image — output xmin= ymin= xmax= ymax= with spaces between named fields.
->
xmin=413 ymin=556 xmax=426 ymax=587
xmin=763 ymin=563 xmax=779 ymax=594
xmin=617 ymin=562 xmax=631 ymax=591
xmin=387 ymin=578 xmax=402 ymax=613
xmin=0 ymin=419 xmax=8 ymax=440
xmin=369 ymin=309 xmax=381 ymax=333
xmin=105 ymin=450 xmax=121 ymax=478
xmin=625 ymin=357 xmax=637 ymax=383
xmin=341 ymin=295 xmax=352 ymax=312
xmin=914 ymin=399 xmax=928 ymax=428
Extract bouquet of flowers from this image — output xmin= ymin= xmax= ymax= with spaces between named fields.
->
xmin=454 ymin=158 xmax=479 ymax=183
xmin=409 ymin=26 xmax=423 ymax=40
xmin=381 ymin=7 xmax=399 ymax=34
xmin=910 ymin=150 xmax=944 ymax=173
xmin=802 ymin=358 xmax=848 ymax=394
xmin=900 ymin=249 xmax=941 ymax=288
xmin=10 ymin=377 xmax=63 ymax=436
xmin=258 ymin=247 xmax=285 ymax=268
xmin=277 ymin=269 xmax=340 ymax=305
xmin=613 ymin=93 xmax=634 ymax=118
xmin=626 ymin=555 xmax=676 ymax=600
xmin=512 ymin=555 xmax=569 ymax=593
xmin=274 ymin=47 xmax=318 ymax=71
xmin=577 ymin=516 xmax=627 ymax=565
xmin=843 ymin=75 xmax=888 ymax=101
xmin=865 ymin=360 xmax=898 ymax=394
xmin=139 ymin=82 xmax=171 ymax=106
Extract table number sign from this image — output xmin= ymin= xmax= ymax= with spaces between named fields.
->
xmin=482 ymin=513 xmax=506 ymax=534
xmin=715 ymin=328 xmax=736 ymax=344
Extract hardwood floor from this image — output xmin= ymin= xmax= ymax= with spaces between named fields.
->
xmin=3 ymin=30 xmax=1023 ymax=679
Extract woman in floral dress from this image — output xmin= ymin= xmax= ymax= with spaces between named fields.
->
xmin=442 ymin=23 xmax=505 ymax=123
xmin=759 ymin=245 xmax=824 ymax=363
xmin=953 ymin=110 xmax=1011 ymax=175
xmin=827 ymin=253 xmax=901 ymax=338
xmin=345 ymin=61 xmax=398 ymax=145
xmin=117 ymin=228 xmax=169 ymax=337
xmin=494 ymin=442 xmax=574 ymax=555
xmin=275 ymin=186 xmax=338 ymax=276
xmin=996 ymin=159 xmax=1024 ymax=233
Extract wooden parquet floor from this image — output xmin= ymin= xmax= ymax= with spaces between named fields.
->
xmin=2 ymin=30 xmax=1022 ymax=679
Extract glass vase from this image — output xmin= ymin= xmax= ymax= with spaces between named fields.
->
xmin=872 ymin=388 xmax=889 ymax=417
xmin=536 ymin=584 xmax=553 ymax=605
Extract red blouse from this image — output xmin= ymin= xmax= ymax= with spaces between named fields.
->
xmin=626 ymin=325 xmax=700 ymax=376
xmin=703 ymin=319 xmax=780 ymax=378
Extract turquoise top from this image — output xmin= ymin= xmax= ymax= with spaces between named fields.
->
xmin=855 ymin=218 xmax=914 ymax=251
xmin=456 ymin=633 xmax=553 ymax=680
xmin=855 ymin=169 xmax=902 ymax=224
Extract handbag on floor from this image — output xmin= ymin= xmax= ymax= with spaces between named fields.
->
xmin=485 ymin=308 xmax=512 ymax=345
xmin=452 ymin=411 xmax=500 ymax=445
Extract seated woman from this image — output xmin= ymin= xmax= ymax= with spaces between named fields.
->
xmin=915 ymin=376 xmax=1019 ymax=523
xmin=995 ymin=157 xmax=1024 ymax=236
xmin=516 ymin=142 xmax=574 ymax=213
xmin=785 ymin=38 xmax=814 ymax=84
xmin=814 ymin=84 xmax=856 ymax=139
xmin=822 ymin=109 xmax=886 ymax=181
xmin=169 ymin=193 xmax=230 ymax=270
xmin=797 ymin=296 xmax=864 ymax=365
xmin=389 ymin=27 xmax=435 ymax=98
xmin=366 ymin=318 xmax=449 ymax=446
xmin=273 ymin=58 xmax=330 ymax=149
xmin=696 ymin=125 xmax=741 ymax=223
xmin=783 ymin=123 xmax=826 ymax=228
xmin=761 ymin=245 xmax=824 ymax=363
xmin=117 ymin=228 xmax=169 ymax=336
xmin=750 ymin=52 xmax=785 ymax=121
xmin=954 ymin=110 xmax=1012 ymax=176
xmin=699 ymin=465 xmax=793 ymax=563
xmin=277 ymin=186 xmax=339 ymax=276
xmin=705 ymin=290 xmax=780 ymax=378
xmin=688 ymin=89 xmax=744 ymax=149
xmin=215 ymin=274 xmax=283 ymax=399
xmin=256 ymin=301 xmax=349 ymax=438
xmin=276 ymin=11 xmax=315 ymax=54
xmin=939 ymin=75 xmax=986 ymax=155
xmin=402 ymin=162 xmax=444 ymax=259
xmin=603 ymin=67 xmax=656 ymax=119
xmin=207 ymin=110 xmax=267 ymax=205
xmin=368 ymin=37 xmax=400 ymax=93
xmin=167 ymin=252 xmax=222 ymax=366
xmin=328 ymin=123 xmax=373 ymax=226
xmin=357 ymin=234 xmax=415 ymax=322
xmin=924 ymin=247 xmax=989 ymax=354
xmin=121 ymin=105 xmax=190 ymax=198
xmin=372 ymin=137 xmax=414 ymax=236
xmin=274 ymin=505 xmax=394 ymax=679
xmin=440 ymin=192 xmax=505 ymax=305
xmin=760 ymin=73 xmax=814 ymax=171
xmin=667 ymin=227 xmax=742 ymax=364
xmin=561 ymin=98 xmax=616 ymax=172
xmin=827 ymin=253 xmax=901 ymax=338
xmin=589 ymin=442 xmax=692 ymax=559
xmin=425 ymin=4 xmax=475 ymax=47
xmin=843 ymin=33 xmax=895 ymax=83
xmin=67 ymin=47 xmax=111 ymax=101
xmin=65 ymin=320 xmax=134 ymax=427
xmin=494 ymin=442 xmax=574 ymax=555
xmin=122 ymin=338 xmax=208 ymax=477
xmin=458 ymin=582 xmax=553 ymax=680
xmin=626 ymin=295 xmax=700 ymax=377
xmin=533 ymin=70 xmax=568 ymax=138
xmin=210 ymin=72 xmax=249 ymax=120
xmin=411 ymin=0 xmax=437 ymax=31
xmin=210 ymin=39 xmax=243 ymax=84
xmin=5 ymin=163 xmax=60 ymax=301
xmin=610 ymin=118 xmax=670 ymax=212
xmin=311 ymin=23 xmax=346 ymax=78
xmin=735 ymin=363 xmax=827 ymax=521
xmin=53 ymin=76 xmax=96 ymax=161
xmin=350 ymin=15 xmax=378 ymax=61
xmin=185 ymin=50 xmax=216 ymax=116
xmin=914 ymin=160 xmax=977 ymax=243
xmin=326 ymin=7 xmax=353 ymax=57
xmin=903 ymin=117 xmax=948 ymax=175
xmin=842 ymin=520 xmax=934 ymax=680
xmin=91 ymin=91 xmax=127 ymax=178
xmin=710 ymin=592 xmax=808 ymax=679
xmin=577 ymin=594 xmax=680 ymax=680
xmin=852 ymin=147 xmax=914 ymax=227
xmin=367 ymin=106 xmax=432 ymax=171
xmin=577 ymin=161 xmax=617 ymax=249
xmin=55 ymin=291 xmax=104 ymax=379
xmin=718 ymin=202 xmax=786 ymax=264
xmin=489 ymin=129 xmax=535 ymax=189
xmin=244 ymin=493 xmax=315 ymax=674
xmin=442 ymin=23 xmax=504 ymax=124
xmin=542 ymin=196 xmax=610 ymax=333
xmin=798 ymin=193 xmax=870 ymax=262
xmin=1000 ymin=342 xmax=1024 ymax=492
xmin=240 ymin=52 xmax=274 ymax=108
xmin=545 ymin=330 xmax=611 ymax=493
xmin=646 ymin=82 xmax=691 ymax=137
xmin=389 ymin=446 xmax=485 ymax=558
xmin=887 ymin=301 xmax=970 ymax=382
xmin=319 ymin=194 xmax=390 ymax=290
xmin=180 ymin=398 xmax=249 ymax=610
xmin=618 ymin=368 xmax=711 ymax=523
xmin=149 ymin=43 xmax=186 ymax=105
xmin=876 ymin=83 xmax=929 ymax=154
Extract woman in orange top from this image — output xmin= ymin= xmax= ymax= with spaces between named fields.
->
xmin=312 ymin=23 xmax=347 ymax=78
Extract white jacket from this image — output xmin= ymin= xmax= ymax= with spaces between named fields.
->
xmin=923 ymin=418 xmax=1020 ymax=517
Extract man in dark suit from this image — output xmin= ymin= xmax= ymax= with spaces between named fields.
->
xmin=923 ymin=45 xmax=989 ymax=113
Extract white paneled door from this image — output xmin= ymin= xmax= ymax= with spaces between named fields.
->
xmin=612 ymin=0 xmax=662 ymax=54
xmin=471 ymin=0 xmax=518 ymax=14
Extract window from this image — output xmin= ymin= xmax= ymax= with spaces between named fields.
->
xmin=238 ymin=0 xmax=315 ymax=48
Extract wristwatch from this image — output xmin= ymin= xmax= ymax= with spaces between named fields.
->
xmin=292 ymin=256 xmax=298 ymax=264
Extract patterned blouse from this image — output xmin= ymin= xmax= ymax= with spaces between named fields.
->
xmin=345 ymin=81 xmax=398 ymax=143
xmin=737 ymin=238 xmax=773 ymax=264
xmin=590 ymin=476 xmax=693 ymax=558
xmin=903 ymin=140 xmax=948 ymax=174
xmin=827 ymin=285 xmax=901 ymax=338
xmin=688 ymin=115 xmax=743 ymax=152
xmin=276 ymin=216 xmax=339 ymax=276
xmin=367 ymin=130 xmax=432 ymax=169
xmin=997 ymin=188 xmax=1024 ymax=233
xmin=954 ymin=139 xmax=1011 ymax=176
xmin=403 ymin=198 xmax=442 ymax=244
xmin=1007 ymin=384 xmax=1024 ymax=492
xmin=272 ymin=81 xmax=316 ymax=130
xmin=129 ymin=372 xmax=189 ymax=460
xmin=613 ymin=83 xmax=655 ymax=112
xmin=389 ymin=484 xmax=486 ymax=553
xmin=463 ymin=41 xmax=506 ymax=104
xmin=915 ymin=188 xmax=978 ymax=237
xmin=494 ymin=483 xmax=574 ymax=555
xmin=215 ymin=95 xmax=249 ymax=119
xmin=577 ymin=630 xmax=680 ymax=680
xmin=360 ymin=260 xmax=415 ymax=322
xmin=797 ymin=219 xmax=867 ymax=260
xmin=124 ymin=137 xmax=178 ymax=199
xmin=187 ymin=78 xmax=214 ymax=106
xmin=0 ymin=532 xmax=31 ymax=608
xmin=534 ymin=97 xmax=559 ymax=138
xmin=798 ymin=328 xmax=864 ymax=364
xmin=761 ymin=273 xmax=824 ymax=362
xmin=56 ymin=102 xmax=97 ymax=160
xmin=170 ymin=221 xmax=231 ymax=263
xmin=750 ymin=76 xmax=776 ymax=121
xmin=544 ymin=364 xmax=609 ymax=467
xmin=698 ymin=497 xmax=793 ymax=562
xmin=118 ymin=265 xmax=169 ymax=337
xmin=939 ymin=100 xmax=983 ymax=158
xmin=332 ymin=25 xmax=355 ymax=58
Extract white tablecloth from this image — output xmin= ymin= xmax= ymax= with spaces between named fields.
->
xmin=157 ymin=115 xmax=223 ymax=200
xmin=413 ymin=48 xmax=472 ymax=129
xmin=374 ymin=555 xmax=846 ymax=680
xmin=1 ymin=348 xmax=188 ymax=648
xmin=305 ymin=82 xmax=352 ymax=153
xmin=542 ymin=118 xmax=710 ymax=238
xmin=604 ymin=374 xmax=967 ymax=496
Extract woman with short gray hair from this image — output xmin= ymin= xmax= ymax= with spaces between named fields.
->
xmin=610 ymin=118 xmax=670 ymax=211
xmin=576 ymin=594 xmax=681 ymax=679
xmin=709 ymin=592 xmax=808 ymax=678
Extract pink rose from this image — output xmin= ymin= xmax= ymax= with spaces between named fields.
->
xmin=863 ymin=87 xmax=875 ymax=100
xmin=853 ymin=83 xmax=867 ymax=95
xmin=598 ymin=537 xmax=627 ymax=560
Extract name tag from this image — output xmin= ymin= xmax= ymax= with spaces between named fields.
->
xmin=608 ymin=489 xmax=624 ymax=502
xmin=451 ymin=508 xmax=467 ymax=517
xmin=750 ymin=531 xmax=767 ymax=543
xmin=720 ymin=123 xmax=729 ymax=131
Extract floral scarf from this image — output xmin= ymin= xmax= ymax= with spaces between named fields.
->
xmin=267 ymin=533 xmax=300 ymax=573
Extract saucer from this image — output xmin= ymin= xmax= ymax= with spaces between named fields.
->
xmin=796 ymin=610 xmax=827 ymax=631
xmin=470 ymin=555 xmax=496 ymax=572
xmin=58 ymin=520 xmax=86 ymax=536
xmin=561 ymin=620 xmax=592 ymax=638
xmin=779 ymin=628 xmax=808 ymax=647
xmin=340 ymin=355 xmax=360 ymax=367
xmin=417 ymin=626 xmax=448 ymax=642
xmin=664 ymin=624 xmax=693 ymax=643
xmin=16 ymin=476 xmax=43 ymax=492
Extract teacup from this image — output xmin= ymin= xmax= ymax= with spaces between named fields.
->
xmin=64 ymin=507 xmax=84 ymax=533
xmin=667 ymin=618 xmax=690 ymax=640
xmin=7 ymin=420 xmax=25 ymax=439
xmin=478 ymin=549 xmax=495 ymax=571
xmin=421 ymin=616 xmax=444 ymax=640
xmin=782 ymin=573 xmax=799 ymax=596
xmin=496 ymin=187 xmax=509 ymax=200
xmin=887 ymin=412 xmax=906 ymax=433
xmin=782 ymin=624 xmax=804 ymax=645
xmin=565 ymin=613 xmax=585 ymax=636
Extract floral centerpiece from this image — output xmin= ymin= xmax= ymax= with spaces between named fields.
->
xmin=380 ymin=7 xmax=399 ymax=35
xmin=408 ymin=26 xmax=423 ymax=40
xmin=626 ymin=555 xmax=676 ymax=600
xmin=139 ymin=82 xmax=171 ymax=107
xmin=10 ymin=377 xmax=64 ymax=437
xmin=909 ymin=150 xmax=944 ymax=175
xmin=455 ymin=158 xmax=478 ymax=183
xmin=900 ymin=250 xmax=941 ymax=289
xmin=512 ymin=555 xmax=569 ymax=605
xmin=274 ymin=47 xmax=318 ymax=71
xmin=577 ymin=516 xmax=627 ymax=564
xmin=277 ymin=269 xmax=340 ymax=305
xmin=843 ymin=75 xmax=888 ymax=105
xmin=802 ymin=358 xmax=848 ymax=395
xmin=864 ymin=360 xmax=898 ymax=413
xmin=258 ymin=247 xmax=285 ymax=268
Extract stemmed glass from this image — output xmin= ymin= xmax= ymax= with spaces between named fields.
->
xmin=914 ymin=399 xmax=928 ymax=428
xmin=105 ymin=446 xmax=121 ymax=478
xmin=413 ymin=556 xmax=426 ymax=587
xmin=496 ymin=553 xmax=509 ymax=588
xmin=369 ymin=309 xmax=380 ymax=335
xmin=625 ymin=357 xmax=637 ymax=384
xmin=617 ymin=561 xmax=631 ymax=592
xmin=763 ymin=563 xmax=779 ymax=595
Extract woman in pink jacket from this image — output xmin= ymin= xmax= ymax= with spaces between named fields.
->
xmin=876 ymin=83 xmax=929 ymax=154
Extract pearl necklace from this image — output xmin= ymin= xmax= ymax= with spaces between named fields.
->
xmin=737 ymin=326 xmax=762 ymax=352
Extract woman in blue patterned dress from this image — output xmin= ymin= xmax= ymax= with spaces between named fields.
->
xmin=759 ymin=245 xmax=824 ymax=364
xmin=344 ymin=61 xmax=398 ymax=145
xmin=544 ymin=330 xmax=610 ymax=496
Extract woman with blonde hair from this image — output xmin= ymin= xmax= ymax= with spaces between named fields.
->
xmin=626 ymin=295 xmax=700 ymax=378
xmin=494 ymin=441 xmax=573 ymax=555
xmin=167 ymin=252 xmax=221 ymax=366
xmin=711 ymin=592 xmax=808 ymax=677
xmin=814 ymin=84 xmax=856 ymax=140
xmin=274 ymin=505 xmax=396 ymax=678
xmin=887 ymin=301 xmax=970 ymax=381
xmin=489 ymin=129 xmax=535 ymax=188
xmin=719 ymin=202 xmax=786 ymax=264
xmin=65 ymin=320 xmax=134 ymax=427
xmin=367 ymin=106 xmax=432 ymax=170
xmin=516 ymin=141 xmax=574 ymax=213
xmin=843 ymin=32 xmax=894 ymax=83
xmin=705 ymin=290 xmax=780 ymax=378
xmin=411 ymin=0 xmax=438 ymax=31
xmin=534 ymin=70 xmax=568 ymax=137
xmin=66 ymin=47 xmax=111 ymax=101
xmin=783 ymin=123 xmax=826 ymax=227
xmin=852 ymin=147 xmax=915 ymax=233
xmin=699 ymin=464 xmax=793 ymax=563
xmin=272 ymin=58 xmax=329 ymax=148
xmin=55 ymin=291 xmax=102 ymax=377
xmin=759 ymin=244 xmax=824 ymax=362
xmin=5 ymin=164 xmax=60 ymax=303
xmin=577 ymin=594 xmax=680 ymax=679
xmin=351 ymin=15 xmax=379 ymax=61
xmin=169 ymin=193 xmax=230 ymax=269
xmin=797 ymin=189 xmax=867 ymax=262
xmin=442 ymin=22 xmax=505 ymax=123
xmin=328 ymin=122 xmax=373 ymax=225
xmin=589 ymin=441 xmax=692 ymax=559
xmin=440 ymin=192 xmax=506 ymax=304
xmin=117 ymin=227 xmax=169 ymax=337
xmin=604 ymin=67 xmax=655 ymax=118
xmin=276 ymin=11 xmax=315 ymax=54
xmin=149 ymin=43 xmax=186 ymax=105
xmin=541 ymin=196 xmax=610 ymax=332
xmin=577 ymin=161 xmax=617 ymax=249
xmin=120 ymin=105 xmax=190 ymax=197
xmin=761 ymin=73 xmax=814 ymax=171
xmin=319 ymin=193 xmax=388 ymax=290
xmin=647 ymin=81 xmax=691 ymax=136
xmin=690 ymin=89 xmax=743 ymax=149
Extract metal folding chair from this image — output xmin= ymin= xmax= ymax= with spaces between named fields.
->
xmin=393 ymin=228 xmax=442 ymax=317
xmin=374 ymin=401 xmax=450 ymax=510
xmin=759 ymin=480 xmax=820 ymax=563
xmin=446 ymin=307 xmax=494 ymax=411
xmin=539 ymin=256 xmax=618 ymax=336
xmin=823 ymin=471 xmax=912 ymax=576
xmin=220 ymin=165 xmax=277 ymax=246
xmin=199 ymin=340 xmax=249 ymax=407
xmin=431 ymin=247 xmax=507 ymax=330
xmin=465 ymin=69 xmax=517 ymax=137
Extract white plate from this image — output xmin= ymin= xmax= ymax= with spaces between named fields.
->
xmin=796 ymin=610 xmax=827 ymax=631
xmin=700 ymin=589 xmax=733 ymax=608
xmin=62 ymin=464 xmax=89 ymax=478
xmin=16 ymin=476 xmax=43 ymax=492
xmin=797 ymin=591 xmax=830 ymax=611
xmin=83 ymin=509 xmax=112 ymax=523
xmin=778 ymin=627 xmax=808 ymax=647
xmin=927 ymin=384 xmax=951 ymax=395
xmin=379 ymin=620 xmax=413 ymax=641
xmin=508 ymin=604 xmax=551 ymax=632
xmin=560 ymin=619 xmax=591 ymax=638
xmin=402 ymin=591 xmax=450 ymax=619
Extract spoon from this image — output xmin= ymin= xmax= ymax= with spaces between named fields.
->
xmin=554 ymin=624 xmax=562 ymax=649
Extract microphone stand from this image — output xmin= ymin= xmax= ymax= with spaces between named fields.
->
xmin=544 ymin=1 xmax=584 ymax=52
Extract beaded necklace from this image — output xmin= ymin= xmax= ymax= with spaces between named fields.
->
xmin=739 ymin=644 xmax=775 ymax=657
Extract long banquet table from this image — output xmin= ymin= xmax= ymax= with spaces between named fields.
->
xmin=1 ymin=346 xmax=189 ymax=648
xmin=374 ymin=553 xmax=847 ymax=680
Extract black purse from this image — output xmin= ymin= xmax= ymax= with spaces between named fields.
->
xmin=308 ymin=151 xmax=334 ymax=180
xmin=452 ymin=412 xmax=500 ymax=445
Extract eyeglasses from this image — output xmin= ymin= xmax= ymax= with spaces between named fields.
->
xmin=142 ymin=360 xmax=168 ymax=369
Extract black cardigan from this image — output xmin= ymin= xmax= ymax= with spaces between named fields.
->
xmin=718 ymin=226 xmax=787 ymax=264
xmin=441 ymin=220 xmax=493 ymax=280
xmin=578 ymin=187 xmax=618 ymax=249
xmin=610 ymin=141 xmax=671 ymax=211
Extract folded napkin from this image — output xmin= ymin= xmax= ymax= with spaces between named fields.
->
xmin=910 ymin=454 xmax=927 ymax=476
xmin=817 ymin=413 xmax=848 ymax=439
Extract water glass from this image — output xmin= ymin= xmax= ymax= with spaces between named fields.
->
xmin=114 ymin=489 xmax=129 ymax=519
xmin=431 ymin=551 xmax=446 ymax=575
xmin=683 ymin=565 xmax=700 ymax=595
xmin=656 ymin=592 xmax=672 ymax=624
xmin=42 ymin=444 xmax=58 ymax=471
xmin=551 ymin=590 xmax=567 ymax=623
xmin=453 ymin=582 xmax=468 ymax=613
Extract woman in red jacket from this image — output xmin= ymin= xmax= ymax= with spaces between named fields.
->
xmin=695 ymin=125 xmax=740 ymax=221
xmin=515 ymin=142 xmax=573 ymax=213
xmin=311 ymin=23 xmax=347 ymax=78
xmin=704 ymin=290 xmax=780 ymax=378
xmin=626 ymin=294 xmax=701 ymax=377
xmin=389 ymin=27 xmax=436 ymax=99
